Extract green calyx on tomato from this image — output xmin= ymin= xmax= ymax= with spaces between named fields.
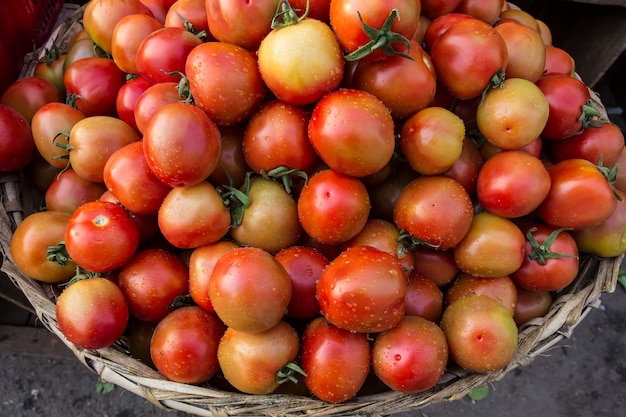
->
xmin=526 ymin=227 xmax=578 ymax=265
xmin=343 ymin=9 xmax=413 ymax=62
xmin=260 ymin=165 xmax=308 ymax=195
xmin=172 ymin=12 xmax=208 ymax=40
xmin=595 ymin=156 xmax=622 ymax=201
xmin=579 ymin=99 xmax=608 ymax=130
xmin=271 ymin=0 xmax=309 ymax=30
xmin=276 ymin=362 xmax=307 ymax=385
xmin=481 ymin=68 xmax=506 ymax=101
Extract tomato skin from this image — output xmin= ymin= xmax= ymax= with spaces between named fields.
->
xmin=133 ymin=81 xmax=181 ymax=134
xmin=411 ymin=246 xmax=459 ymax=287
xmin=111 ymin=13 xmax=164 ymax=75
xmin=308 ymin=89 xmax=395 ymax=177
xmin=209 ymin=247 xmax=292 ymax=333
xmin=115 ymin=76 xmax=153 ymax=134
xmin=1 ymin=76 xmax=64 ymax=123
xmin=421 ymin=0 xmax=463 ymax=20
xmin=301 ymin=317 xmax=371 ymax=403
xmin=317 ymin=245 xmax=407 ymax=333
xmin=442 ymin=136 xmax=484 ymax=197
xmin=118 ymin=249 xmax=190 ymax=322
xmin=297 ymin=169 xmax=371 ymax=245
xmin=445 ymin=273 xmax=517 ymax=315
xmin=549 ymin=122 xmax=625 ymax=168
xmin=423 ymin=13 xmax=473 ymax=52
xmin=537 ymin=158 xmax=617 ymax=230
xmin=56 ymin=277 xmax=129 ymax=349
xmin=45 ymin=168 xmax=107 ymax=214
xmin=494 ymin=20 xmax=545 ymax=83
xmin=372 ymin=315 xmax=448 ymax=394
xmin=150 ymin=306 xmax=225 ymax=384
xmin=10 ymin=211 xmax=77 ymax=283
xmin=543 ymin=45 xmax=575 ymax=77
xmin=394 ymin=176 xmax=474 ymax=250
xmin=34 ymin=51 xmax=67 ymax=95
xmin=0 ymin=104 xmax=34 ymax=172
xmin=511 ymin=224 xmax=579 ymax=292
xmin=404 ymin=273 xmax=444 ymax=322
xmin=165 ymin=0 xmax=210 ymax=34
xmin=186 ymin=41 xmax=266 ymax=126
xmin=430 ymin=17 xmax=508 ymax=100
xmin=209 ymin=125 xmax=249 ymax=188
xmin=454 ymin=0 xmax=503 ymax=25
xmin=143 ymin=102 xmax=221 ymax=187
xmin=258 ymin=18 xmax=344 ymax=106
xmin=65 ymin=200 xmax=141 ymax=273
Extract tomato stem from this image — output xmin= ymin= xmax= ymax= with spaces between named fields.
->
xmin=397 ymin=232 xmax=442 ymax=251
xmin=173 ymin=12 xmax=207 ymax=40
xmin=526 ymin=227 xmax=577 ymax=265
xmin=579 ymin=100 xmax=608 ymax=129
xmin=47 ymin=241 xmax=72 ymax=266
xmin=271 ymin=0 xmax=309 ymax=29
xmin=276 ymin=361 xmax=307 ymax=385
xmin=595 ymin=156 xmax=622 ymax=201
xmin=344 ymin=9 xmax=413 ymax=62
xmin=480 ymin=69 xmax=506 ymax=101
xmin=260 ymin=166 xmax=308 ymax=194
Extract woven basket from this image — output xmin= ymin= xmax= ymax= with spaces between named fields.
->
xmin=1 ymin=4 xmax=624 ymax=417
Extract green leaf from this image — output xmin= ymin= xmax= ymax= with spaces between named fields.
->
xmin=95 ymin=379 xmax=115 ymax=394
xmin=467 ymin=385 xmax=489 ymax=402
xmin=618 ymin=269 xmax=626 ymax=292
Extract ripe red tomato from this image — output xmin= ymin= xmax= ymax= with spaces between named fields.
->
xmin=442 ymin=136 xmax=485 ymax=196
xmin=543 ymin=45 xmax=575 ymax=77
xmin=0 ymin=104 xmax=34 ymax=172
xmin=209 ymin=125 xmax=250 ymax=188
xmin=165 ymin=0 xmax=210 ymax=34
xmin=132 ymin=81 xmax=182 ymax=134
xmin=301 ymin=316 xmax=371 ymax=403
xmin=445 ymin=273 xmax=518 ymax=315
xmin=111 ymin=13 xmax=163 ymax=75
xmin=118 ymin=248 xmax=190 ymax=322
xmin=430 ymin=17 xmax=508 ymax=100
xmin=317 ymin=245 xmax=407 ymax=333
xmin=372 ymin=315 xmax=448 ymax=393
xmin=56 ymin=277 xmax=129 ymax=349
xmin=150 ymin=306 xmax=225 ymax=383
xmin=394 ymin=176 xmax=474 ymax=250
xmin=297 ymin=169 xmax=371 ymax=245
xmin=10 ymin=211 xmax=77 ymax=283
xmin=423 ymin=12 xmax=473 ymax=52
xmin=115 ymin=76 xmax=153 ymax=134
xmin=549 ymin=122 xmax=625 ymax=168
xmin=143 ymin=102 xmax=221 ymax=187
xmin=65 ymin=200 xmax=141 ymax=273
xmin=404 ymin=273 xmax=444 ymax=322
xmin=45 ymin=168 xmax=107 ymax=214
xmin=411 ymin=246 xmax=459 ymax=287
xmin=1 ymin=76 xmax=64 ymax=123
xmin=308 ymin=89 xmax=395 ymax=177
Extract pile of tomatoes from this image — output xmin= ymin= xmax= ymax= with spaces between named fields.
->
xmin=2 ymin=0 xmax=626 ymax=405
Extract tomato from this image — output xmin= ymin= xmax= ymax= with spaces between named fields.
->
xmin=308 ymin=89 xmax=395 ymax=177
xmin=136 ymin=27 xmax=203 ymax=84
xmin=476 ymin=150 xmax=551 ymax=218
xmin=430 ymin=17 xmax=508 ymax=100
xmin=1 ymin=77 xmax=63 ymax=123
xmin=536 ymin=74 xmax=596 ymax=140
xmin=290 ymin=0 xmax=331 ymax=22
xmin=0 ymin=104 xmax=34 ymax=172
xmin=297 ymin=169 xmax=371 ymax=245
xmin=352 ymin=39 xmax=437 ymax=120
xmin=111 ymin=13 xmax=164 ymax=75
xmin=115 ymin=76 xmax=153 ymax=133
xmin=400 ymin=106 xmax=465 ymax=175
xmin=257 ymin=11 xmax=344 ymax=106
xmin=442 ymin=136 xmax=485 ymax=197
xmin=423 ymin=13 xmax=473 ymax=52
xmin=329 ymin=0 xmax=421 ymax=62
xmin=536 ymin=158 xmax=617 ymax=230
xmin=445 ymin=273 xmax=517 ymax=315
xmin=317 ymin=245 xmax=407 ymax=333
xmin=274 ymin=246 xmax=328 ymax=320
xmin=33 ymin=47 xmax=67 ymax=95
xmin=185 ymin=41 xmax=266 ymax=126
xmin=513 ymin=288 xmax=552 ymax=327
xmin=394 ymin=176 xmax=474 ymax=250
xmin=217 ymin=321 xmax=300 ymax=394
xmin=421 ymin=0 xmax=463 ymax=20
xmin=411 ymin=246 xmax=459 ymax=287
xmin=498 ymin=8 xmax=541 ymax=31
xmin=404 ymin=273 xmax=444 ymax=322
xmin=368 ymin=161 xmax=419 ymax=222
xmin=511 ymin=224 xmax=580 ymax=292
xmin=65 ymin=200 xmax=141 ymax=273
xmin=68 ymin=116 xmax=140 ymax=183
xmin=62 ymin=37 xmax=101 ymax=72
xmin=165 ymin=0 xmax=210 ymax=35
xmin=206 ymin=0 xmax=279 ymax=50
xmin=301 ymin=317 xmax=371 ymax=403
xmin=477 ymin=78 xmax=549 ymax=150
xmin=150 ymin=306 xmax=225 ymax=383
xmin=242 ymin=100 xmax=318 ymax=174
xmin=158 ymin=181 xmax=231 ymax=248
xmin=45 ymin=168 xmax=107 ymax=214
xmin=372 ymin=315 xmax=448 ymax=394
xmin=143 ymin=102 xmax=221 ymax=187
xmin=104 ymin=142 xmax=171 ymax=215
xmin=209 ymin=125 xmax=249 ymax=188
xmin=454 ymin=211 xmax=526 ymax=278
xmin=572 ymin=189 xmax=626 ymax=257
xmin=494 ymin=20 xmax=545 ymax=82
xmin=10 ymin=211 xmax=76 ymax=283
xmin=454 ymin=0 xmax=504 ymax=25
xmin=118 ymin=248 xmax=190 ymax=322
xmin=24 ymin=150 xmax=61 ymax=192
xmin=139 ymin=0 xmax=169 ymax=22
xmin=133 ymin=81 xmax=182 ymax=135
xmin=64 ymin=57 xmax=127 ymax=117
xmin=98 ymin=190 xmax=160 ymax=242
xmin=31 ymin=102 xmax=85 ymax=169
xmin=543 ymin=45 xmax=575 ymax=77
xmin=229 ymin=176 xmax=302 ymax=253
xmin=209 ymin=247 xmax=292 ymax=333
xmin=188 ymin=240 xmax=240 ymax=312
xmin=83 ymin=0 xmax=154 ymax=54
xmin=549 ymin=122 xmax=625 ymax=168
xmin=56 ymin=277 xmax=129 ymax=349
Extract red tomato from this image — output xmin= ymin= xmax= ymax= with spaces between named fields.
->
xmin=185 ymin=41 xmax=266 ymax=126
xmin=394 ymin=176 xmax=474 ymax=250
xmin=143 ymin=102 xmax=221 ymax=187
xmin=297 ymin=169 xmax=371 ymax=245
xmin=118 ymin=248 xmax=190 ymax=322
xmin=64 ymin=57 xmax=127 ymax=117
xmin=549 ymin=122 xmax=625 ymax=168
xmin=301 ymin=317 xmax=370 ymax=403
xmin=543 ymin=45 xmax=575 ymax=77
xmin=111 ymin=13 xmax=164 ymax=75
xmin=404 ymin=273 xmax=444 ymax=322
xmin=308 ymin=89 xmax=395 ymax=177
xmin=1 ymin=76 xmax=64 ymax=123
xmin=442 ymin=136 xmax=485 ymax=197
xmin=98 ymin=190 xmax=160 ymax=242
xmin=411 ymin=246 xmax=459 ymax=287
xmin=65 ymin=200 xmax=141 ymax=273
xmin=133 ymin=81 xmax=182 ymax=134
xmin=0 ymin=104 xmax=34 ymax=172
xmin=445 ymin=273 xmax=517 ymax=315
xmin=45 ymin=168 xmax=107 ymax=214
xmin=494 ymin=19 xmax=546 ymax=82
xmin=209 ymin=125 xmax=250 ymax=188
xmin=10 ymin=211 xmax=77 ymax=283
xmin=150 ymin=306 xmax=225 ymax=383
xmin=536 ymin=158 xmax=618 ymax=230
xmin=317 ymin=245 xmax=407 ymax=333
xmin=372 ymin=315 xmax=448 ymax=393
xmin=115 ymin=76 xmax=153 ymax=134
xmin=165 ymin=0 xmax=210 ymax=35
xmin=430 ymin=17 xmax=508 ymax=100
xmin=56 ymin=277 xmax=129 ymax=349
xmin=454 ymin=0 xmax=504 ymax=25
xmin=290 ymin=0 xmax=331 ymax=22
xmin=423 ymin=13 xmax=473 ymax=52
xmin=511 ymin=224 xmax=579 ymax=292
